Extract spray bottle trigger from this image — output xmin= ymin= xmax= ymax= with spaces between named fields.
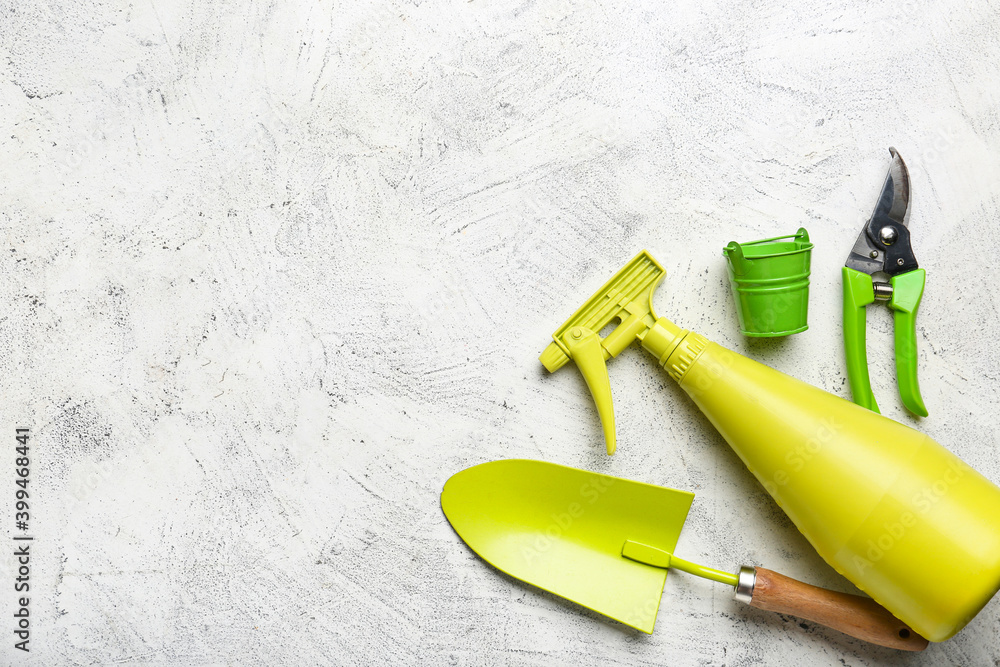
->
xmin=563 ymin=327 xmax=616 ymax=454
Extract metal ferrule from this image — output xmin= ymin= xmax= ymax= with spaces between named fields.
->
xmin=733 ymin=565 xmax=756 ymax=604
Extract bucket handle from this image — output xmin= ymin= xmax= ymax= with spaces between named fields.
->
xmin=725 ymin=228 xmax=811 ymax=276
xmin=740 ymin=227 xmax=810 ymax=248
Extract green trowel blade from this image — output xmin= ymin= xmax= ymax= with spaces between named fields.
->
xmin=440 ymin=459 xmax=694 ymax=633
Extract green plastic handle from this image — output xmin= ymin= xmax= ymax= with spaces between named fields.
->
xmin=890 ymin=269 xmax=927 ymax=417
xmin=842 ymin=267 xmax=879 ymax=413
xmin=621 ymin=540 xmax=739 ymax=587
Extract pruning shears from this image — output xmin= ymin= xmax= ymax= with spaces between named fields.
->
xmin=842 ymin=148 xmax=926 ymax=417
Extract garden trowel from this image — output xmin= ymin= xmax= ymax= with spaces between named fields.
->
xmin=441 ymin=460 xmax=926 ymax=650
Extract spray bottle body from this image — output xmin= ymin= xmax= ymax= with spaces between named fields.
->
xmin=641 ymin=318 xmax=1000 ymax=642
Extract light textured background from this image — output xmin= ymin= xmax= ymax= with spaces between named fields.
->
xmin=3 ymin=1 xmax=1000 ymax=665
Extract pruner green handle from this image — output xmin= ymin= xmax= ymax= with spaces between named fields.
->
xmin=842 ymin=267 xmax=879 ymax=413
xmin=842 ymin=267 xmax=927 ymax=417
xmin=890 ymin=269 xmax=927 ymax=417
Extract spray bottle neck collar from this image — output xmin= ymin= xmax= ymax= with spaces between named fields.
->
xmin=639 ymin=318 xmax=687 ymax=362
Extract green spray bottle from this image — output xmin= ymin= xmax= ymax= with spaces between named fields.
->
xmin=541 ymin=250 xmax=1000 ymax=642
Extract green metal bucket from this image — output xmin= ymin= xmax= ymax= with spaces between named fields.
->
xmin=723 ymin=228 xmax=813 ymax=337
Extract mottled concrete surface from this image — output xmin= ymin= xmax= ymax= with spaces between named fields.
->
xmin=3 ymin=1 xmax=1000 ymax=665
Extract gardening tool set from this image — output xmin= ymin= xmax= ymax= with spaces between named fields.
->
xmin=439 ymin=149 xmax=1000 ymax=652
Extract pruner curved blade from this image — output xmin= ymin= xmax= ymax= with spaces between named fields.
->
xmin=842 ymin=148 xmax=927 ymax=417
xmin=845 ymin=148 xmax=917 ymax=277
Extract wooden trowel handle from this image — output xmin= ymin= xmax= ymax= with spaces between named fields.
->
xmin=747 ymin=567 xmax=928 ymax=651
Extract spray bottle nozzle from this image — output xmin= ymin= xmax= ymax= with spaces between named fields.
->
xmin=540 ymin=251 xmax=673 ymax=455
